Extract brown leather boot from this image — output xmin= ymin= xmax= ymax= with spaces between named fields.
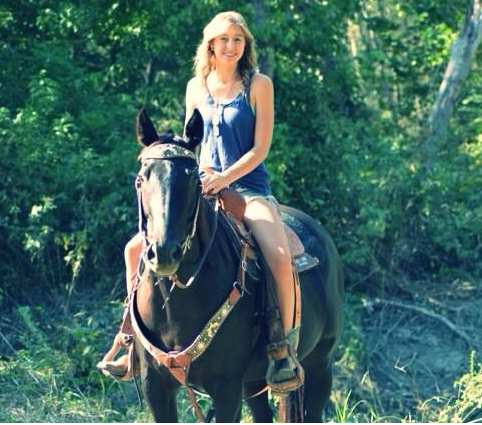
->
xmin=260 ymin=256 xmax=304 ymax=393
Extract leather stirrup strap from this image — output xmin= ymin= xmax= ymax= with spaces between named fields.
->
xmin=262 ymin=258 xmax=287 ymax=348
xmin=292 ymin=258 xmax=302 ymax=328
xmin=186 ymin=386 xmax=206 ymax=422
xmin=229 ymin=242 xmax=250 ymax=304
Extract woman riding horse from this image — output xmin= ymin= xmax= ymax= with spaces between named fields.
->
xmin=97 ymin=12 xmax=344 ymax=422
xmin=99 ymin=11 xmax=304 ymax=391
xmin=111 ymin=110 xmax=343 ymax=422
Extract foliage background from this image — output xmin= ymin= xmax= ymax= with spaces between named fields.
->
xmin=1 ymin=0 xmax=481 ymax=422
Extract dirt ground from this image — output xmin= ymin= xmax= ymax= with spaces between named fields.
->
xmin=332 ymin=277 xmax=482 ymax=420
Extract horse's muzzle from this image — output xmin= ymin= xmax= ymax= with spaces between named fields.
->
xmin=146 ymin=241 xmax=183 ymax=276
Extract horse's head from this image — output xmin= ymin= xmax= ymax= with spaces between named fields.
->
xmin=136 ymin=109 xmax=204 ymax=277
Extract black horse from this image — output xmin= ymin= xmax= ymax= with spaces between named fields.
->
xmin=131 ymin=109 xmax=344 ymax=422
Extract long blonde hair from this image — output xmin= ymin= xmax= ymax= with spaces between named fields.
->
xmin=193 ymin=11 xmax=257 ymax=89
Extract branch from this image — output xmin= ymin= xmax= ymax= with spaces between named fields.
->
xmin=252 ymin=0 xmax=275 ymax=79
xmin=364 ymin=297 xmax=473 ymax=347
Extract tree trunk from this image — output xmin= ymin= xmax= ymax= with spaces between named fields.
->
xmin=422 ymin=0 xmax=482 ymax=170
xmin=252 ymin=0 xmax=275 ymax=79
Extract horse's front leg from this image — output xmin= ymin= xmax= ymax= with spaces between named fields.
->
xmin=139 ymin=351 xmax=179 ymax=422
xmin=142 ymin=368 xmax=178 ymax=422
xmin=207 ymin=380 xmax=243 ymax=422
xmin=244 ymin=380 xmax=273 ymax=423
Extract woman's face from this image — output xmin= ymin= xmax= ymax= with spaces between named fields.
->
xmin=211 ymin=24 xmax=246 ymax=67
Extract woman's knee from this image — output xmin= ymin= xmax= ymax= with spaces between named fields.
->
xmin=124 ymin=233 xmax=143 ymax=261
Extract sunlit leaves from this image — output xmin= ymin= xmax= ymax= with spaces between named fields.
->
xmin=1 ymin=0 xmax=481 ymax=296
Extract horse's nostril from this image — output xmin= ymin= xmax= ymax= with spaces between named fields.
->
xmin=145 ymin=242 xmax=181 ymax=270
xmin=170 ymin=244 xmax=182 ymax=262
xmin=146 ymin=244 xmax=157 ymax=262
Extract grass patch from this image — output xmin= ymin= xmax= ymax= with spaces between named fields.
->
xmin=0 ymin=297 xmax=143 ymax=422
xmin=1 ymin=288 xmax=480 ymax=422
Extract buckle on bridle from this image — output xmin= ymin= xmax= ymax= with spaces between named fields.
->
xmin=233 ymin=281 xmax=245 ymax=297
xmin=233 ymin=280 xmax=250 ymax=297
xmin=135 ymin=175 xmax=144 ymax=189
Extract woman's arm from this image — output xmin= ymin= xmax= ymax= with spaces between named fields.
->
xmin=202 ymin=73 xmax=274 ymax=194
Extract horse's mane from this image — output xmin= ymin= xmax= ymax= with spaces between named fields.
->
xmin=137 ymin=132 xmax=192 ymax=161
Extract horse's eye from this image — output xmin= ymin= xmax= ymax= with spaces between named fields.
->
xmin=185 ymin=167 xmax=197 ymax=176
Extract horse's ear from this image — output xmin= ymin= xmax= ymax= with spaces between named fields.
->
xmin=184 ymin=109 xmax=204 ymax=150
xmin=136 ymin=109 xmax=159 ymax=146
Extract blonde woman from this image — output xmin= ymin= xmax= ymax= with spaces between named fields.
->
xmin=186 ymin=11 xmax=303 ymax=392
xmin=98 ymin=11 xmax=303 ymax=392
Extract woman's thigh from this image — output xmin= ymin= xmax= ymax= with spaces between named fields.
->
xmin=243 ymin=198 xmax=292 ymax=264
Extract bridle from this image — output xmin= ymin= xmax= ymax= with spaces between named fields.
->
xmin=135 ymin=142 xmax=218 ymax=290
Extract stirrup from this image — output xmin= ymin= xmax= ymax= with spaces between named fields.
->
xmin=97 ymin=331 xmax=133 ymax=381
xmin=97 ymin=353 xmax=133 ymax=381
xmin=266 ymin=327 xmax=304 ymax=393
xmin=266 ymin=326 xmax=304 ymax=393
xmin=266 ymin=349 xmax=304 ymax=393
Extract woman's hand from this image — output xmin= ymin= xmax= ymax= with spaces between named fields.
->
xmin=201 ymin=172 xmax=230 ymax=196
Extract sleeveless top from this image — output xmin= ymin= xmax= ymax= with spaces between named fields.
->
xmin=198 ymin=70 xmax=271 ymax=196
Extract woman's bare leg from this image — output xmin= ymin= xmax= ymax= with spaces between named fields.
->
xmin=243 ymin=199 xmax=294 ymax=333
xmin=244 ymin=198 xmax=304 ymax=391
xmin=125 ymin=232 xmax=143 ymax=295
xmin=97 ymin=233 xmax=143 ymax=379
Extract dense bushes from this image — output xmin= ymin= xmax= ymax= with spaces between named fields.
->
xmin=1 ymin=0 xmax=481 ymax=305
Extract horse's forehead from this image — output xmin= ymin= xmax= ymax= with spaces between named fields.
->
xmin=141 ymin=159 xmax=198 ymax=191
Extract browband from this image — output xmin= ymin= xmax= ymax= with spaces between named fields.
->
xmin=141 ymin=143 xmax=197 ymax=162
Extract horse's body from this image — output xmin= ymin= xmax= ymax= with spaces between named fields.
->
xmin=132 ymin=110 xmax=344 ymax=422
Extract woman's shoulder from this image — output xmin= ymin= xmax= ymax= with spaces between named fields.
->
xmin=186 ymin=76 xmax=205 ymax=95
xmin=186 ymin=76 xmax=206 ymax=109
xmin=250 ymin=72 xmax=273 ymax=96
